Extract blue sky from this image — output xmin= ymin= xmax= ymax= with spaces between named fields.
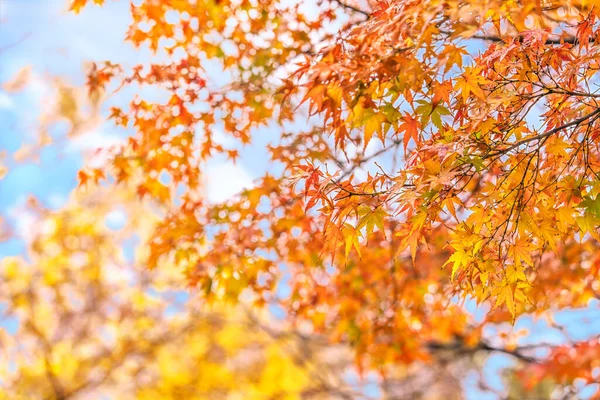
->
xmin=1 ymin=1 xmax=600 ymax=398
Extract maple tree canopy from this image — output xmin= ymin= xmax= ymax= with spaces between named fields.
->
xmin=55 ymin=0 xmax=600 ymax=393
xmin=0 ymin=187 xmax=347 ymax=399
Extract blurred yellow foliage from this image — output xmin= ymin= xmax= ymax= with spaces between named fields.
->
xmin=0 ymin=185 xmax=351 ymax=399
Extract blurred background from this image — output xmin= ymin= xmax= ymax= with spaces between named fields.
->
xmin=0 ymin=1 xmax=599 ymax=399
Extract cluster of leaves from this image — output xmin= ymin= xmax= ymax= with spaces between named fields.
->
xmin=0 ymin=182 xmax=511 ymax=399
xmin=0 ymin=187 xmax=358 ymax=399
xmin=57 ymin=0 xmax=600 ymax=395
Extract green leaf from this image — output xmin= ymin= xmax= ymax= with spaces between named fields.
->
xmin=579 ymin=194 xmax=600 ymax=218
xmin=357 ymin=207 xmax=388 ymax=238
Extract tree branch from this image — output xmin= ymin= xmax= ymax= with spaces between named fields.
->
xmin=0 ymin=32 xmax=33 ymax=53
xmin=330 ymin=0 xmax=370 ymax=18
xmin=487 ymin=108 xmax=600 ymax=157
xmin=470 ymin=34 xmax=584 ymax=45
xmin=425 ymin=339 xmax=539 ymax=364
xmin=439 ymin=30 xmax=591 ymax=46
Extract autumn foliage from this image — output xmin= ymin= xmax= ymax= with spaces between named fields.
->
xmin=3 ymin=0 xmax=600 ymax=397
xmin=0 ymin=190 xmax=320 ymax=399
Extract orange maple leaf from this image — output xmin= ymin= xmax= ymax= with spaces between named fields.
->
xmin=397 ymin=113 xmax=420 ymax=152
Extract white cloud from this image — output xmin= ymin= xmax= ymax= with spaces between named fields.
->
xmin=24 ymin=75 xmax=50 ymax=103
xmin=212 ymin=128 xmax=237 ymax=147
xmin=47 ymin=193 xmax=67 ymax=209
xmin=66 ymin=128 xmax=124 ymax=152
xmin=66 ymin=128 xmax=125 ymax=168
xmin=204 ymin=162 xmax=254 ymax=204
xmin=194 ymin=125 xmax=238 ymax=148
xmin=104 ymin=209 xmax=127 ymax=231
xmin=0 ymin=93 xmax=14 ymax=110
xmin=4 ymin=198 xmax=37 ymax=241
xmin=344 ymin=139 xmax=380 ymax=160
xmin=336 ymin=140 xmax=383 ymax=183
xmin=103 ymin=262 xmax=135 ymax=285
xmin=351 ymin=167 xmax=369 ymax=183
xmin=14 ymin=210 xmax=36 ymax=240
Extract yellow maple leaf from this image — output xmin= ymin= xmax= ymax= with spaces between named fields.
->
xmin=363 ymin=111 xmax=387 ymax=149
xmin=342 ymin=223 xmax=362 ymax=257
xmin=69 ymin=0 xmax=87 ymax=13
xmin=69 ymin=0 xmax=103 ymax=13
xmin=456 ymin=66 xmax=488 ymax=102
xmin=512 ymin=238 xmax=534 ymax=268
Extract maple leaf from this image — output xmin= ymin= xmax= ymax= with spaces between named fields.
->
xmin=357 ymin=206 xmax=387 ymax=239
xmin=456 ymin=66 xmax=488 ymax=102
xmin=512 ymin=239 xmax=534 ymax=268
xmin=69 ymin=0 xmax=103 ymax=13
xmin=556 ymin=206 xmax=576 ymax=231
xmin=77 ymin=170 xmax=90 ymax=187
xmin=397 ymin=113 xmax=420 ymax=152
xmin=442 ymin=45 xmax=467 ymax=73
xmin=576 ymin=13 xmax=595 ymax=51
xmin=342 ymin=223 xmax=362 ymax=258
xmin=47 ymin=0 xmax=600 ymax=384
xmin=493 ymin=283 xmax=517 ymax=323
xmin=443 ymin=249 xmax=469 ymax=281
xmin=69 ymin=0 xmax=87 ymax=13
xmin=576 ymin=213 xmax=600 ymax=242
xmin=363 ymin=112 xmax=387 ymax=149
xmin=579 ymin=194 xmax=600 ymax=218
